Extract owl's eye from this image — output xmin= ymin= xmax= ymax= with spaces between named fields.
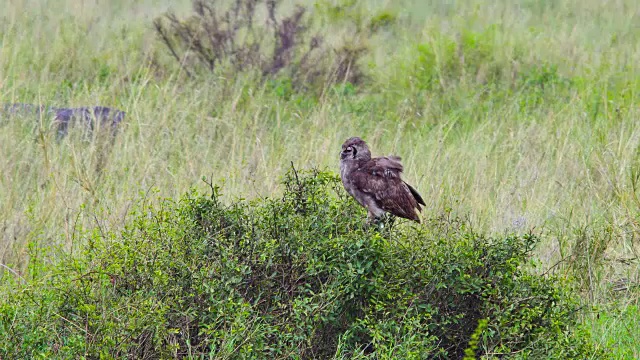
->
xmin=346 ymin=146 xmax=353 ymax=152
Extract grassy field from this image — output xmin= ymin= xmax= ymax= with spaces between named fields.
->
xmin=1 ymin=0 xmax=639 ymax=357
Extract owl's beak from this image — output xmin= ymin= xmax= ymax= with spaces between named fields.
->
xmin=340 ymin=150 xmax=348 ymax=160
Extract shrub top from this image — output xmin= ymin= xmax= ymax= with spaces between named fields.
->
xmin=0 ymin=169 xmax=605 ymax=359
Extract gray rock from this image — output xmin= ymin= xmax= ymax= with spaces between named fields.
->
xmin=1 ymin=103 xmax=126 ymax=139
xmin=53 ymin=106 xmax=125 ymax=139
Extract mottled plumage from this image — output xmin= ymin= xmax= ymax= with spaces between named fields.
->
xmin=339 ymin=137 xmax=425 ymax=223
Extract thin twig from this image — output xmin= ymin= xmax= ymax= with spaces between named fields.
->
xmin=154 ymin=17 xmax=193 ymax=78
xmin=0 ymin=263 xmax=27 ymax=284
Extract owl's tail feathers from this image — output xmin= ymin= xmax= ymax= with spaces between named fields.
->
xmin=405 ymin=182 xmax=426 ymax=209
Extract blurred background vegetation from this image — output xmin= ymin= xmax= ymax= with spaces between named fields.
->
xmin=1 ymin=0 xmax=639 ymax=358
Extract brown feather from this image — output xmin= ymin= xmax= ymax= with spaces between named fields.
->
xmin=340 ymin=137 xmax=425 ymax=223
xmin=350 ymin=168 xmax=421 ymax=222
xmin=406 ymin=182 xmax=426 ymax=208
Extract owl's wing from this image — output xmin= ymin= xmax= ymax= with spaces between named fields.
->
xmin=373 ymin=157 xmax=425 ymax=207
xmin=352 ymin=157 xmax=421 ymax=221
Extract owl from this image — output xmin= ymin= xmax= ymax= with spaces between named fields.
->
xmin=339 ymin=137 xmax=425 ymax=223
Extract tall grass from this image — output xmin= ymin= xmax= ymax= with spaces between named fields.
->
xmin=1 ymin=0 xmax=639 ymax=355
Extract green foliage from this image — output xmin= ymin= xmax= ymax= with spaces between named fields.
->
xmin=463 ymin=318 xmax=488 ymax=360
xmin=408 ymin=27 xmax=504 ymax=91
xmin=403 ymin=26 xmax=571 ymax=98
xmin=589 ymin=304 xmax=640 ymax=359
xmin=314 ymin=0 xmax=363 ymax=29
xmin=0 ymin=170 xmax=605 ymax=359
xmin=368 ymin=11 xmax=397 ymax=33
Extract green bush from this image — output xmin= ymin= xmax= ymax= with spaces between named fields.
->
xmin=406 ymin=27 xmax=508 ymax=92
xmin=0 ymin=169 xmax=605 ymax=359
xmin=385 ymin=26 xmax=575 ymax=119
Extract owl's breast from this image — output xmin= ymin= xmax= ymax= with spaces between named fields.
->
xmin=339 ymin=161 xmax=356 ymax=196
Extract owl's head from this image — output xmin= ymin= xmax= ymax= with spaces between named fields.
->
xmin=340 ymin=137 xmax=371 ymax=161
